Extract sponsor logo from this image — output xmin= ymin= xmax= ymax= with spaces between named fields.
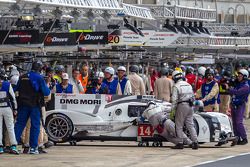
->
xmin=60 ymin=99 xmax=101 ymax=105
xmin=79 ymin=34 xmax=104 ymax=41
xmin=46 ymin=36 xmax=69 ymax=43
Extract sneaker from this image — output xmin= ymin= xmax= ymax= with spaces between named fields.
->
xmin=0 ymin=146 xmax=4 ymax=154
xmin=29 ymin=148 xmax=39 ymax=155
xmin=192 ymin=142 xmax=199 ymax=150
xmin=23 ymin=147 xmax=30 ymax=154
xmin=38 ymin=147 xmax=47 ymax=154
xmin=9 ymin=145 xmax=19 ymax=155
xmin=171 ymin=143 xmax=184 ymax=149
xmin=44 ymin=141 xmax=54 ymax=149
xmin=4 ymin=146 xmax=11 ymax=153
xmin=238 ymin=139 xmax=248 ymax=145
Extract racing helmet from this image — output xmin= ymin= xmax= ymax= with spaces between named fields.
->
xmin=172 ymin=70 xmax=183 ymax=82
xmin=31 ymin=61 xmax=43 ymax=73
xmin=193 ymin=100 xmax=204 ymax=112
xmin=147 ymin=101 xmax=156 ymax=108
xmin=117 ymin=66 xmax=126 ymax=72
xmin=205 ymin=68 xmax=214 ymax=78
xmin=238 ymin=69 xmax=249 ymax=79
xmin=198 ymin=66 xmax=206 ymax=77
xmin=129 ymin=65 xmax=139 ymax=73
xmin=105 ymin=67 xmax=115 ymax=75
xmin=161 ymin=67 xmax=169 ymax=76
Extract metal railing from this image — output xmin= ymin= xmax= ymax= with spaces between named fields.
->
xmin=23 ymin=0 xmax=122 ymax=10
xmin=142 ymin=4 xmax=216 ymax=22
xmin=171 ymin=35 xmax=250 ymax=48
xmin=122 ymin=3 xmax=154 ymax=20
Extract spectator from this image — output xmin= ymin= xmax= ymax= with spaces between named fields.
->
xmin=45 ymin=67 xmax=56 ymax=92
xmin=78 ymin=64 xmax=89 ymax=93
xmin=128 ymin=65 xmax=145 ymax=95
xmin=117 ymin=66 xmax=132 ymax=95
xmin=69 ymin=69 xmax=84 ymax=94
xmin=53 ymin=65 xmax=64 ymax=84
xmin=102 ymin=67 xmax=119 ymax=95
xmin=55 ymin=73 xmax=75 ymax=94
xmin=196 ymin=69 xmax=220 ymax=112
xmin=154 ymin=68 xmax=173 ymax=102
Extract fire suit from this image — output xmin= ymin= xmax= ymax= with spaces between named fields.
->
xmin=140 ymin=104 xmax=192 ymax=145
xmin=229 ymin=80 xmax=249 ymax=140
xmin=15 ymin=71 xmax=50 ymax=149
xmin=0 ymin=81 xmax=18 ymax=147
xmin=171 ymin=80 xmax=198 ymax=144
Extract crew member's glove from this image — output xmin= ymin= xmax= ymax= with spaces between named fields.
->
xmin=130 ymin=119 xmax=138 ymax=126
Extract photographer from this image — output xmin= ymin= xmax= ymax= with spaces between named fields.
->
xmin=85 ymin=72 xmax=108 ymax=94
xmin=219 ymin=71 xmax=232 ymax=115
xmin=225 ymin=69 xmax=249 ymax=145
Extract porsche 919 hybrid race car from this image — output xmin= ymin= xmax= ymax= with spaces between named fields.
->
xmin=45 ymin=94 xmax=236 ymax=146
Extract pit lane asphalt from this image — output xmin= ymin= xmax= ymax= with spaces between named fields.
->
xmin=0 ymin=119 xmax=250 ymax=167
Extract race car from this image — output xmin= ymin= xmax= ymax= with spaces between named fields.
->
xmin=45 ymin=94 xmax=236 ymax=146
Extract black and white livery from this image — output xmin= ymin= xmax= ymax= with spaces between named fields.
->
xmin=45 ymin=94 xmax=236 ymax=146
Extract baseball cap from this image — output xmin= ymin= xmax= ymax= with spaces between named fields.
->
xmin=62 ymin=73 xmax=69 ymax=80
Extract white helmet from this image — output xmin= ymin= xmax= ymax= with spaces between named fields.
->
xmin=238 ymin=69 xmax=249 ymax=78
xmin=105 ymin=67 xmax=115 ymax=75
xmin=10 ymin=75 xmax=19 ymax=85
xmin=198 ymin=66 xmax=206 ymax=77
xmin=117 ymin=66 xmax=126 ymax=72
xmin=96 ymin=71 xmax=104 ymax=78
xmin=172 ymin=70 xmax=183 ymax=82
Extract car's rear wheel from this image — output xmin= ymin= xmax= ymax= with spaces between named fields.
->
xmin=45 ymin=113 xmax=74 ymax=143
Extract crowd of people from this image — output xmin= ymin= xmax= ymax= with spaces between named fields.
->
xmin=0 ymin=61 xmax=249 ymax=154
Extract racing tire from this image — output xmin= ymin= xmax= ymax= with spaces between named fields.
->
xmin=46 ymin=113 xmax=74 ymax=143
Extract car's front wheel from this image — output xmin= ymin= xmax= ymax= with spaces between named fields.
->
xmin=45 ymin=113 xmax=74 ymax=143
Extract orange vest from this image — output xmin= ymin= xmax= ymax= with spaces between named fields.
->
xmin=78 ymin=74 xmax=88 ymax=93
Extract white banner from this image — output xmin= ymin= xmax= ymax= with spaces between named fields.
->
xmin=54 ymin=93 xmax=111 ymax=112
xmin=108 ymin=30 xmax=179 ymax=47
xmin=143 ymin=32 xmax=180 ymax=46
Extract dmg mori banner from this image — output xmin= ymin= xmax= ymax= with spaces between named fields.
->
xmin=0 ymin=30 xmax=39 ymax=44
xmin=40 ymin=33 xmax=76 ymax=46
xmin=108 ymin=30 xmax=179 ymax=47
xmin=77 ymin=32 xmax=108 ymax=44
xmin=54 ymin=94 xmax=156 ymax=114
xmin=54 ymin=93 xmax=111 ymax=113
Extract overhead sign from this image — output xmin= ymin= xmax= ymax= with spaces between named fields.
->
xmin=41 ymin=33 xmax=76 ymax=46
xmin=0 ymin=30 xmax=39 ymax=44
xmin=108 ymin=30 xmax=179 ymax=47
xmin=143 ymin=32 xmax=180 ymax=46
xmin=108 ymin=30 xmax=154 ymax=46
xmin=77 ymin=32 xmax=108 ymax=44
